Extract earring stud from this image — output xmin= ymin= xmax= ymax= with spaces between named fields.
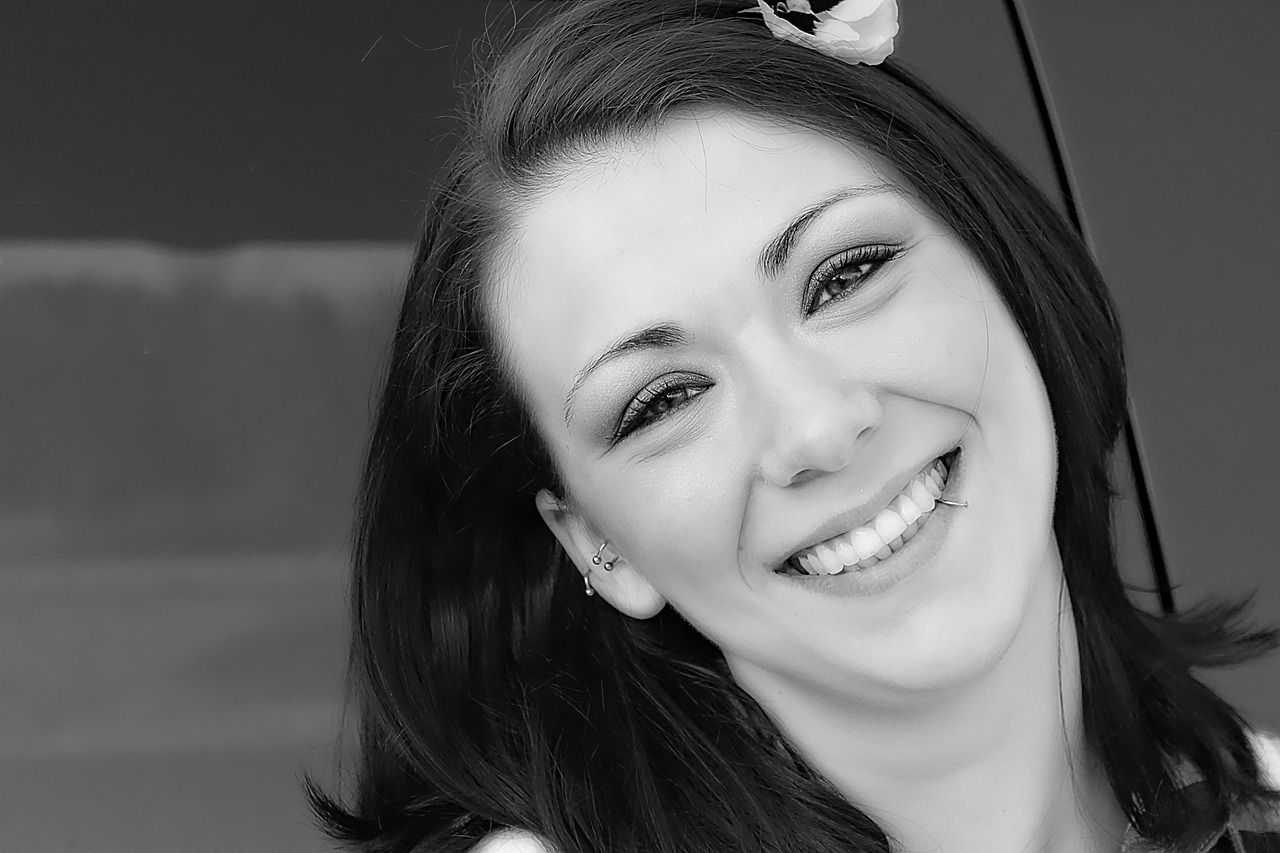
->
xmin=582 ymin=572 xmax=595 ymax=596
xmin=592 ymin=540 xmax=616 ymax=571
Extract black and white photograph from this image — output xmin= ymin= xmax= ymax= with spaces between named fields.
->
xmin=3 ymin=2 xmax=1278 ymax=851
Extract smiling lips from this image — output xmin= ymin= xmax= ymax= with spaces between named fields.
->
xmin=786 ymin=451 xmax=956 ymax=576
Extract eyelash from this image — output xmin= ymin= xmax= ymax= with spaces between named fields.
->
xmin=613 ymin=372 xmax=711 ymax=443
xmin=611 ymin=243 xmax=901 ymax=443
xmin=807 ymin=243 xmax=900 ymax=314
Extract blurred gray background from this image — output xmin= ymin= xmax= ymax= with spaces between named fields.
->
xmin=1 ymin=1 xmax=1276 ymax=850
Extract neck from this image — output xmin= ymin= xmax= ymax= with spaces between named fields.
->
xmin=734 ymin=570 xmax=1129 ymax=853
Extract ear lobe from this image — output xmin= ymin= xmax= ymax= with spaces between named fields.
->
xmin=534 ymin=489 xmax=667 ymax=620
xmin=594 ymin=564 xmax=667 ymax=620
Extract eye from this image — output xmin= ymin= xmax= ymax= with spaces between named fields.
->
xmin=807 ymin=244 xmax=900 ymax=314
xmin=614 ymin=373 xmax=711 ymax=442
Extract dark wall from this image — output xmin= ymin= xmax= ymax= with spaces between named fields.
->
xmin=1 ymin=2 xmax=509 ymax=245
xmin=1023 ymin=3 xmax=1280 ymax=728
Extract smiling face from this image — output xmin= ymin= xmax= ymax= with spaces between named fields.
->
xmin=491 ymin=111 xmax=1063 ymax=709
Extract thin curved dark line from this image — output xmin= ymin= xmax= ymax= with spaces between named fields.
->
xmin=1000 ymin=0 xmax=1176 ymax=615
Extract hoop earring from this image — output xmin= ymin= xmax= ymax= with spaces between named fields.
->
xmin=592 ymin=540 xmax=616 ymax=571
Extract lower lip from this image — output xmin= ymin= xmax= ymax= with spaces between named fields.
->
xmin=778 ymin=450 xmax=965 ymax=598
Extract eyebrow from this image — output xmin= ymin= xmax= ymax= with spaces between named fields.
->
xmin=756 ymin=183 xmax=899 ymax=279
xmin=564 ymin=323 xmax=688 ymax=426
xmin=562 ymin=183 xmax=899 ymax=426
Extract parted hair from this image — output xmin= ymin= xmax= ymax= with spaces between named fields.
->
xmin=308 ymin=2 xmax=1278 ymax=851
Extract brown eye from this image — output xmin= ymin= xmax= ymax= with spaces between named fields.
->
xmin=807 ymin=245 xmax=899 ymax=314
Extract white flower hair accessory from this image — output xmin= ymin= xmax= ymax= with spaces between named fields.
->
xmin=744 ymin=0 xmax=899 ymax=66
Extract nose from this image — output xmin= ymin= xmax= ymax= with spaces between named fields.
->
xmin=754 ymin=342 xmax=883 ymax=489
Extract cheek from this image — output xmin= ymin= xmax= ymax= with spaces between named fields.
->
xmin=564 ymin=441 xmax=754 ymax=594
xmin=928 ymin=306 xmax=1060 ymax=648
xmin=971 ymin=297 xmax=1058 ymax=498
xmin=869 ymin=281 xmax=1059 ymax=676
xmin=859 ymin=270 xmax=997 ymax=416
xmin=881 ymin=259 xmax=1054 ymax=472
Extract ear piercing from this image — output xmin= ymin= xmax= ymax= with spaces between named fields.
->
xmin=583 ymin=540 xmax=618 ymax=598
xmin=591 ymin=540 xmax=616 ymax=571
xmin=936 ymin=498 xmax=968 ymax=507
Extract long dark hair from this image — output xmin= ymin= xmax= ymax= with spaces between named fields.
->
xmin=309 ymin=2 xmax=1277 ymax=851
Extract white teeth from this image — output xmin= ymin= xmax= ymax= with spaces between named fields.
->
xmin=924 ymin=474 xmax=942 ymax=499
xmin=787 ymin=453 xmax=957 ymax=577
xmin=873 ymin=509 xmax=907 ymax=544
xmin=890 ymin=493 xmax=922 ymax=525
xmin=814 ymin=543 xmax=844 ymax=575
xmin=908 ymin=478 xmax=936 ymax=511
xmin=834 ymin=538 xmax=860 ymax=566
xmin=850 ymin=527 xmax=886 ymax=561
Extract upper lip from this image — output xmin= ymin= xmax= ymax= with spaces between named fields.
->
xmin=768 ymin=447 xmax=953 ymax=571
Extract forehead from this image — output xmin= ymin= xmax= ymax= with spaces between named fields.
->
xmin=503 ymin=112 xmax=892 ymax=276
xmin=490 ymin=111 xmax=902 ymax=420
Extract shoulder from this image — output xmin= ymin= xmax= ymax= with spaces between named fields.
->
xmin=1231 ymin=729 xmax=1280 ymax=842
xmin=469 ymin=828 xmax=558 ymax=853
xmin=1249 ymin=730 xmax=1280 ymax=789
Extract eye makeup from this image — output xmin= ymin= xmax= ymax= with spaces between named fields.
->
xmin=612 ymin=371 xmax=713 ymax=443
xmin=580 ymin=198 xmax=919 ymax=447
xmin=805 ymin=243 xmax=903 ymax=314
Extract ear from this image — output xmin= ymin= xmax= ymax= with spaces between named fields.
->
xmin=535 ymin=489 xmax=667 ymax=620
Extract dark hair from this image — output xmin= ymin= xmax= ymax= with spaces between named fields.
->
xmin=309 ymin=2 xmax=1277 ymax=851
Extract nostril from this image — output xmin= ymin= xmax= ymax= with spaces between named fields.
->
xmin=787 ymin=467 xmax=826 ymax=488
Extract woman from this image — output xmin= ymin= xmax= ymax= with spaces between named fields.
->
xmin=310 ymin=2 xmax=1280 ymax=851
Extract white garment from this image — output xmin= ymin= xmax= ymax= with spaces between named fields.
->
xmin=469 ymin=827 xmax=556 ymax=853
xmin=471 ymin=732 xmax=1280 ymax=853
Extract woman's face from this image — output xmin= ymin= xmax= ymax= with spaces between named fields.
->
xmin=492 ymin=111 xmax=1061 ymax=706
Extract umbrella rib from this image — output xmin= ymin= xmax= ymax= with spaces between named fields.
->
xmin=999 ymin=0 xmax=1177 ymax=616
